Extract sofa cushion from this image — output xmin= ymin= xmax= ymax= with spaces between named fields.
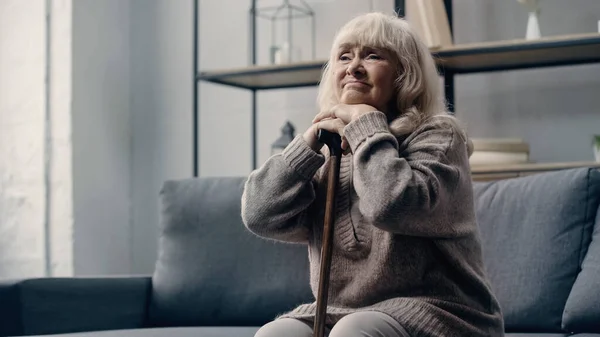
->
xmin=30 ymin=327 xmax=260 ymax=337
xmin=0 ymin=277 xmax=150 ymax=336
xmin=562 ymin=199 xmax=600 ymax=333
xmin=148 ymin=177 xmax=313 ymax=327
xmin=473 ymin=168 xmax=600 ymax=332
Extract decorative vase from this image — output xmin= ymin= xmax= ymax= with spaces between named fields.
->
xmin=526 ymin=10 xmax=541 ymax=39
xmin=517 ymin=0 xmax=541 ymax=40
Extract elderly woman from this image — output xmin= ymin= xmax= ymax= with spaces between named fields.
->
xmin=241 ymin=12 xmax=505 ymax=337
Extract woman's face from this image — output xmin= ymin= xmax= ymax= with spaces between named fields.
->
xmin=333 ymin=43 xmax=396 ymax=113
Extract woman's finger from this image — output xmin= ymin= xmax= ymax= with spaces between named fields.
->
xmin=317 ymin=119 xmax=351 ymax=153
xmin=341 ymin=138 xmax=349 ymax=152
xmin=316 ymin=118 xmax=345 ymax=137
xmin=331 ymin=105 xmax=354 ymax=124
xmin=312 ymin=109 xmax=335 ymax=124
xmin=315 ymin=104 xmax=356 ymax=124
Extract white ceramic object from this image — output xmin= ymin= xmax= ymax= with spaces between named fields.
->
xmin=274 ymin=41 xmax=302 ymax=64
xmin=517 ymin=0 xmax=541 ymax=39
xmin=594 ymin=144 xmax=600 ymax=163
xmin=275 ymin=42 xmax=290 ymax=64
xmin=526 ymin=11 xmax=541 ymax=39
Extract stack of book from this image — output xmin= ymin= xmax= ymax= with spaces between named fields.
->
xmin=469 ymin=138 xmax=531 ymax=167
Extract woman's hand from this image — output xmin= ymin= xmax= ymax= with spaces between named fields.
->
xmin=310 ymin=104 xmax=377 ymax=152
xmin=302 ymin=118 xmax=348 ymax=152
xmin=302 ymin=123 xmax=324 ymax=152
xmin=312 ymin=103 xmax=377 ymax=125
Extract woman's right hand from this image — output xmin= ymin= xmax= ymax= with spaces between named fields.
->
xmin=304 ymin=117 xmax=350 ymax=154
xmin=303 ymin=123 xmax=323 ymax=152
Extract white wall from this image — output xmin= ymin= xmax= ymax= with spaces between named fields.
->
xmin=0 ymin=0 xmax=195 ymax=276
xmin=72 ymin=0 xmax=132 ymax=275
xmin=50 ymin=0 xmax=75 ymax=277
xmin=0 ymin=0 xmax=73 ymax=278
xmin=0 ymin=0 xmax=47 ymax=278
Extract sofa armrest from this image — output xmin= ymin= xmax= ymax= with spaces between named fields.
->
xmin=0 ymin=276 xmax=151 ymax=336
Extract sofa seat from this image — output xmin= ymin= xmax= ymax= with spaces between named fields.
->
xmin=26 ymin=330 xmax=600 ymax=337
xmin=29 ymin=327 xmax=260 ymax=337
xmin=506 ymin=335 xmax=600 ymax=337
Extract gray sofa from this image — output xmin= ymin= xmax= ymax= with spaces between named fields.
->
xmin=1 ymin=167 xmax=599 ymax=337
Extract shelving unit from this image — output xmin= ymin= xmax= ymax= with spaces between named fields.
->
xmin=199 ymin=32 xmax=600 ymax=90
xmin=193 ymin=0 xmax=600 ymax=175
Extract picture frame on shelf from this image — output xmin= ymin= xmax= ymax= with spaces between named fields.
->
xmin=405 ymin=0 xmax=453 ymax=49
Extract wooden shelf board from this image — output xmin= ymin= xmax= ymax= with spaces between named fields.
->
xmin=435 ymin=32 xmax=600 ymax=73
xmin=198 ymin=33 xmax=600 ymax=90
xmin=198 ymin=60 xmax=326 ymax=90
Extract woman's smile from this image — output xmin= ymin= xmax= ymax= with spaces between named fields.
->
xmin=344 ymin=81 xmax=371 ymax=89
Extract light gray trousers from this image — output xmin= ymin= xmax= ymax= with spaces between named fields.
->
xmin=254 ymin=311 xmax=411 ymax=337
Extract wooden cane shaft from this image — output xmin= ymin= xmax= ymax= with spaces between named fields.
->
xmin=313 ymin=154 xmax=342 ymax=337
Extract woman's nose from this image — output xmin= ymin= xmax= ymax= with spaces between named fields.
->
xmin=347 ymin=58 xmax=365 ymax=77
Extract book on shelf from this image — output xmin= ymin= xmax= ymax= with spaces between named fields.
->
xmin=470 ymin=151 xmax=530 ymax=166
xmin=469 ymin=138 xmax=530 ymax=167
xmin=406 ymin=0 xmax=453 ymax=49
xmin=471 ymin=161 xmax=600 ymax=181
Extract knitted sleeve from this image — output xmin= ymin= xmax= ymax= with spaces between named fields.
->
xmin=241 ymin=135 xmax=325 ymax=243
xmin=344 ymin=111 xmax=473 ymax=238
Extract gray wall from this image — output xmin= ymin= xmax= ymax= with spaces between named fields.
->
xmin=61 ymin=0 xmax=194 ymax=276
xmin=199 ymin=0 xmax=600 ymax=178
xmin=453 ymin=0 xmax=600 ymax=163
xmin=60 ymin=0 xmax=600 ymax=275
xmin=198 ymin=0 xmax=393 ymax=177
xmin=125 ymin=0 xmax=393 ymax=273
xmin=72 ymin=0 xmax=133 ymax=275
xmin=130 ymin=0 xmax=193 ymax=274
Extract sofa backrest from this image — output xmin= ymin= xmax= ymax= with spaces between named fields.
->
xmin=473 ymin=168 xmax=600 ymax=333
xmin=149 ymin=168 xmax=600 ymax=331
xmin=561 ymin=199 xmax=600 ymax=333
xmin=148 ymin=177 xmax=313 ymax=327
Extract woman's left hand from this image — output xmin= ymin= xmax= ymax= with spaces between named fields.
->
xmin=312 ymin=104 xmax=377 ymax=152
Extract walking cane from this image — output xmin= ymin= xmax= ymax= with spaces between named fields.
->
xmin=313 ymin=129 xmax=343 ymax=337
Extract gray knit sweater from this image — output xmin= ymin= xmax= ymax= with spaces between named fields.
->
xmin=241 ymin=111 xmax=504 ymax=337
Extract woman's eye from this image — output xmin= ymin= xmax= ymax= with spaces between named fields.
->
xmin=367 ymin=53 xmax=382 ymax=60
xmin=339 ymin=54 xmax=351 ymax=61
